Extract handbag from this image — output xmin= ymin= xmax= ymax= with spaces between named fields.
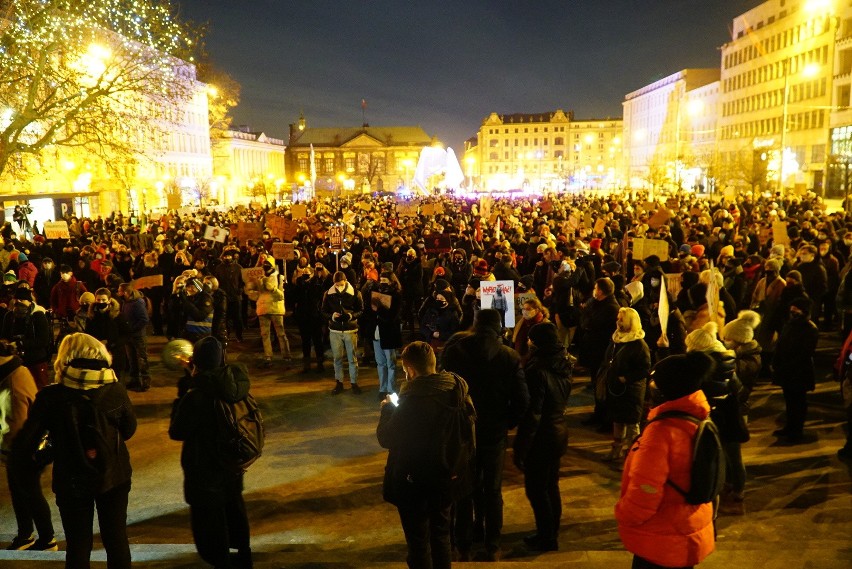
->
xmin=594 ymin=345 xmax=615 ymax=402
xmin=711 ymin=393 xmax=750 ymax=443
xmin=32 ymin=432 xmax=54 ymax=469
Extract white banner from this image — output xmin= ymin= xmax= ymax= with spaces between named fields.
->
xmin=480 ymin=280 xmax=516 ymax=329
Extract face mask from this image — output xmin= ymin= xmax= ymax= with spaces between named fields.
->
xmin=95 ymin=302 xmax=108 ymax=310
xmin=43 ymin=264 xmax=53 ymax=270
xmin=799 ymin=254 xmax=814 ymax=263
xmin=650 ymin=278 xmax=661 ymax=288
xmin=223 ymin=258 xmax=233 ymax=264
xmin=340 ymin=262 xmax=349 ymax=269
xmin=14 ymin=305 xmax=29 ymax=316
xmin=61 ymin=273 xmax=71 ymax=282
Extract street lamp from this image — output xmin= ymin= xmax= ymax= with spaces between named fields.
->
xmin=778 ymin=61 xmax=821 ymax=196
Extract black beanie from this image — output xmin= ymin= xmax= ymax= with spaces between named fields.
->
xmin=651 ymin=352 xmax=716 ymax=402
xmin=789 ymin=296 xmax=812 ymax=315
xmin=528 ymin=322 xmax=559 ymax=348
xmin=473 ymin=308 xmax=502 ymax=334
xmin=192 ymin=336 xmax=224 ymax=371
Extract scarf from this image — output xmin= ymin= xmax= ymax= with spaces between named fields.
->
xmin=59 ymin=358 xmax=118 ymax=390
xmin=612 ymin=307 xmax=645 ymax=344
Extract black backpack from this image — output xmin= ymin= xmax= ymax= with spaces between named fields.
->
xmin=213 ymin=392 xmax=265 ymax=473
xmin=65 ymin=389 xmax=122 ymax=494
xmin=646 ymin=410 xmax=726 ymax=505
xmin=438 ymin=373 xmax=477 ymax=503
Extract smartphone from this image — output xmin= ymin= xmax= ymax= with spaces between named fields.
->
xmin=389 ymin=393 xmax=399 ymax=407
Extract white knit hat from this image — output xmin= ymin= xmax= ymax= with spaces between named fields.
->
xmin=722 ymin=310 xmax=761 ymax=344
xmin=685 ymin=322 xmax=726 ymax=353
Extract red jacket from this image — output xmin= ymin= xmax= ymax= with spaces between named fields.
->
xmin=50 ymin=277 xmax=86 ymax=318
xmin=615 ymin=391 xmax=715 ymax=567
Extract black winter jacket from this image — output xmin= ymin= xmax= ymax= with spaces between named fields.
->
xmin=514 ymin=345 xmax=572 ymax=464
xmin=320 ymin=282 xmax=363 ymax=332
xmin=169 ymin=363 xmax=251 ymax=504
xmin=442 ymin=327 xmax=529 ymax=445
xmin=15 ymin=376 xmax=136 ymax=498
xmin=377 ymin=371 xmax=473 ymax=507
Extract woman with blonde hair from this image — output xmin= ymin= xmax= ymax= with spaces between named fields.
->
xmin=15 ymin=332 xmax=136 ymax=568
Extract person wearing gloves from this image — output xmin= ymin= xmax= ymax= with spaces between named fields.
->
xmin=615 ymin=351 xmax=717 ymax=569
xmin=603 ymin=307 xmax=651 ymax=463
xmin=513 ymin=322 xmax=572 ymax=552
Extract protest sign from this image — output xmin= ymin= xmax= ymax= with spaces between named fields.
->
xmin=236 ymin=222 xmax=263 ymax=244
xmin=241 ymin=267 xmax=265 ymax=285
xmin=540 ymin=199 xmax=553 ymax=214
xmin=271 ymin=242 xmax=295 ymax=260
xmin=43 ymin=221 xmax=70 ymax=239
xmin=664 ymin=273 xmax=682 ymax=298
xmin=593 ymin=218 xmax=606 ymax=234
xmin=424 ymin=234 xmax=452 ymax=254
xmin=648 ymin=208 xmax=672 ymax=230
xmin=632 ymin=237 xmax=670 ymax=261
xmin=421 ymin=203 xmax=436 ymax=216
xmin=357 ymin=201 xmax=372 ymax=212
xmin=204 ymin=225 xmax=229 ymax=243
xmin=265 ymin=214 xmax=286 ymax=235
xmin=132 ymin=274 xmax=163 ymax=290
xmin=480 ymin=196 xmax=492 ymax=220
xmin=772 ymin=221 xmax=789 ymax=246
xmin=330 ymin=225 xmax=344 ymax=251
xmin=291 ymin=203 xmax=308 ymax=219
xmin=480 ymin=280 xmax=515 ymax=328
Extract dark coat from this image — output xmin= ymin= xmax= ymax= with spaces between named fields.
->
xmin=580 ymin=295 xmax=620 ymax=367
xmin=514 ymin=344 xmax=572 ymax=466
xmin=15 ymin=380 xmax=136 ymax=498
xmin=168 ymin=363 xmax=250 ymax=505
xmin=796 ymin=259 xmax=827 ymax=306
xmin=320 ymin=282 xmax=363 ymax=332
xmin=361 ymin=283 xmax=403 ymax=350
xmin=1 ymin=306 xmax=52 ymax=365
xmin=605 ymin=338 xmax=651 ymax=424
xmin=442 ymin=327 xmax=529 ymax=445
xmin=377 ymin=371 xmax=472 ymax=507
xmin=772 ymin=315 xmax=819 ymax=391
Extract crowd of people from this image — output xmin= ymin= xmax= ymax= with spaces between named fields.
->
xmin=0 ymin=188 xmax=850 ymax=568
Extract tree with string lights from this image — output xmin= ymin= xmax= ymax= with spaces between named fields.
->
xmin=0 ymin=0 xmax=202 ymax=180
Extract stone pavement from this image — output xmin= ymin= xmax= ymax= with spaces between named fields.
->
xmin=0 ymin=329 xmax=850 ymax=568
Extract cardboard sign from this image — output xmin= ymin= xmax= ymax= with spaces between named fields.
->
xmin=357 ymin=201 xmax=372 ymax=212
xmin=371 ymin=291 xmax=392 ymax=311
xmin=307 ymin=216 xmax=325 ymax=236
xmin=666 ymin=198 xmax=679 ymax=210
xmin=593 ymin=218 xmax=606 ymax=234
xmin=329 ymin=225 xmax=344 ymax=251
xmin=421 ymin=203 xmax=436 ymax=216
xmin=204 ymin=225 xmax=229 ymax=243
xmin=480 ymin=280 xmax=516 ymax=328
xmin=540 ymin=199 xmax=553 ymax=214
xmin=568 ymin=214 xmax=580 ymax=230
xmin=241 ymin=267 xmax=265 ymax=286
xmin=583 ymin=212 xmax=593 ymax=229
xmin=434 ymin=202 xmax=445 ymax=215
xmin=648 ymin=208 xmax=672 ymax=230
xmin=342 ymin=210 xmax=357 ymax=224
xmin=772 ymin=221 xmax=789 ymax=246
xmin=397 ymin=202 xmax=418 ymax=217
xmin=291 ymin=203 xmax=308 ymax=220
xmin=132 ymin=274 xmax=163 ymax=290
xmin=690 ymin=207 xmax=702 ymax=217
xmin=271 ymin=242 xmax=295 ymax=260
xmin=632 ymin=237 xmax=670 ymax=261
xmin=43 ymin=221 xmax=70 ymax=239
xmin=664 ymin=273 xmax=682 ymax=299
xmin=424 ymin=234 xmax=452 ymax=254
xmin=480 ymin=196 xmax=492 ymax=220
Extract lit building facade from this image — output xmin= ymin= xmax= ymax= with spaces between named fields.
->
xmin=623 ymin=69 xmax=720 ymax=192
xmin=718 ymin=0 xmax=837 ymax=195
xmin=211 ymin=128 xmax=286 ymax=206
xmin=287 ymin=115 xmax=433 ymax=195
xmin=467 ymin=110 xmax=622 ymax=192
xmin=827 ymin=3 xmax=852 ymax=200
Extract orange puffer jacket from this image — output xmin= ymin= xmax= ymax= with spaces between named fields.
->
xmin=615 ymin=391 xmax=715 ymax=568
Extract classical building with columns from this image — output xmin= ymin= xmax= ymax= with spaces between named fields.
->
xmin=287 ymin=115 xmax=434 ymax=194
xmin=211 ymin=127 xmax=286 ymax=205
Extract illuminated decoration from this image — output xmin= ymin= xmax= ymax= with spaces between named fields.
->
xmin=0 ymin=0 xmax=201 ymax=181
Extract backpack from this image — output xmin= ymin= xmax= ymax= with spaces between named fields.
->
xmin=213 ymin=393 xmax=264 ymax=472
xmin=438 ymin=373 xmax=477 ymax=503
xmin=65 ymin=389 xmax=122 ymax=494
xmin=646 ymin=410 xmax=725 ymax=505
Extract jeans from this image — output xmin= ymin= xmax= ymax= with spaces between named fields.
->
xmin=259 ymin=314 xmax=291 ymax=358
xmin=6 ymin=453 xmax=54 ymax=541
xmin=723 ymin=441 xmax=746 ymax=494
xmin=397 ymin=501 xmax=452 ymax=569
xmin=189 ymin=490 xmax=251 ymax=569
xmin=330 ymin=329 xmax=358 ymax=383
xmin=455 ymin=437 xmax=506 ymax=553
xmin=373 ymin=340 xmax=397 ymax=393
xmin=56 ymin=482 xmax=131 ymax=569
xmin=126 ymin=333 xmax=150 ymax=387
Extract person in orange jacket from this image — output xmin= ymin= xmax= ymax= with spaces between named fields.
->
xmin=615 ymin=351 xmax=717 ymax=569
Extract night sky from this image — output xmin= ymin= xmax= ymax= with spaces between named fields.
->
xmin=177 ymin=0 xmax=758 ymax=151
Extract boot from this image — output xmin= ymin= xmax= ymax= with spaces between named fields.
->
xmin=331 ymin=381 xmax=344 ymax=395
xmin=604 ymin=439 xmax=623 ymax=462
xmin=302 ymin=360 xmax=311 ymax=373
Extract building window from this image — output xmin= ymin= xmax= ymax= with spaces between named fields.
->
xmin=324 ymin=158 xmax=334 ymax=174
xmin=555 ymin=137 xmax=564 ymax=145
xmin=490 ymin=152 xmax=499 ymax=160
xmin=345 ymin=157 xmax=355 ymax=171
xmin=298 ymin=158 xmax=308 ymax=172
